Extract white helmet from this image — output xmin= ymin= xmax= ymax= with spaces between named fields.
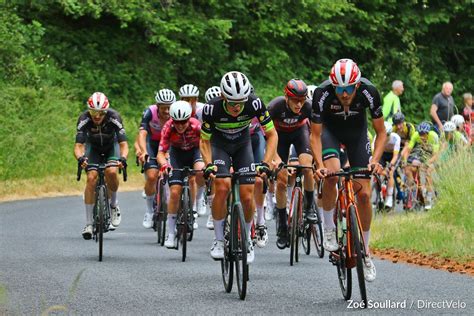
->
xmin=179 ymin=84 xmax=199 ymax=97
xmin=87 ymin=92 xmax=109 ymax=111
xmin=220 ymin=71 xmax=251 ymax=102
xmin=155 ymin=89 xmax=176 ymax=105
xmin=205 ymin=86 xmax=221 ymax=103
xmin=329 ymin=58 xmax=361 ymax=87
xmin=306 ymin=85 xmax=317 ymax=101
xmin=450 ymin=114 xmax=464 ymax=127
xmin=443 ymin=121 xmax=456 ymax=132
xmin=384 ymin=121 xmax=393 ymax=134
xmin=170 ymin=101 xmax=192 ymax=121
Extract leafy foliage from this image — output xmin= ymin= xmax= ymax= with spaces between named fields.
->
xmin=0 ymin=0 xmax=473 ymax=180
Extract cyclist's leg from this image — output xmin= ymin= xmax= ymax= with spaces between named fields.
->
xmin=82 ymin=144 xmax=99 ymax=238
xmin=103 ymin=143 xmax=121 ymax=227
xmin=293 ymin=126 xmax=315 ymax=220
xmin=251 ymin=130 xmax=266 ymax=227
xmin=210 ymin=143 xmax=232 ymax=258
xmin=143 ymin=140 xmax=160 ymax=228
xmin=274 ymin=131 xmax=291 ymax=239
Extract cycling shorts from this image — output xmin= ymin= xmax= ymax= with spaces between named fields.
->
xmin=168 ymin=146 xmax=202 ymax=186
xmin=380 ymin=152 xmax=393 ymax=167
xmin=85 ymin=142 xmax=120 ymax=172
xmin=277 ymin=126 xmax=311 ymax=163
xmin=289 ymin=145 xmax=299 ymax=163
xmin=251 ymin=129 xmax=265 ymax=163
xmin=211 ymin=139 xmax=256 ymax=185
xmin=321 ymin=127 xmax=372 ymax=179
xmin=144 ymin=139 xmax=159 ymax=171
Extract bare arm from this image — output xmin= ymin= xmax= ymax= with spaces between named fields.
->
xmin=74 ymin=143 xmax=86 ymax=160
xmin=262 ymin=128 xmax=278 ymax=164
xmin=200 ymin=138 xmax=212 ymax=166
xmin=157 ymin=151 xmax=168 ymax=168
xmin=310 ymin=123 xmax=324 ymax=168
xmin=371 ymin=118 xmax=387 ymax=164
xmin=119 ymin=141 xmax=129 ymax=159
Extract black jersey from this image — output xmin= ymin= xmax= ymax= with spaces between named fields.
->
xmin=267 ymin=96 xmax=312 ymax=132
xmin=201 ymin=95 xmax=274 ymax=144
xmin=75 ymin=109 xmax=127 ymax=148
xmin=311 ymin=78 xmax=383 ymax=131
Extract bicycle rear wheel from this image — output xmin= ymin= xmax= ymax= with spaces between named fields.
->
xmin=97 ymin=185 xmax=107 ymax=262
xmin=234 ymin=203 xmax=248 ymax=300
xmin=312 ymin=210 xmax=324 ymax=258
xmin=221 ymin=211 xmax=233 ymax=293
xmin=158 ymin=182 xmax=168 ymax=246
xmin=302 ymin=224 xmax=311 ymax=255
xmin=349 ymin=205 xmax=367 ymax=308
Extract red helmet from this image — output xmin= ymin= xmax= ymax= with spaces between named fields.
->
xmin=284 ymin=79 xmax=307 ymax=97
xmin=87 ymin=92 xmax=109 ymax=111
xmin=329 ymin=59 xmax=361 ymax=87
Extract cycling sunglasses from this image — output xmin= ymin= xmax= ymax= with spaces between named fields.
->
xmin=89 ymin=110 xmax=107 ymax=117
xmin=227 ymin=101 xmax=244 ymax=108
xmin=173 ymin=119 xmax=189 ymax=125
xmin=335 ymin=84 xmax=357 ymax=95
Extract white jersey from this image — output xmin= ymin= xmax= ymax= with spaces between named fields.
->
xmin=373 ymin=132 xmax=401 ymax=153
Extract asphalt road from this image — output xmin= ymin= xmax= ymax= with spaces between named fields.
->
xmin=1 ymin=191 xmax=472 ymax=315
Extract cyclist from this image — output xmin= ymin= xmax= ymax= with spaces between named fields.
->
xmin=74 ymin=92 xmax=128 ymax=239
xmin=311 ymin=59 xmax=385 ymax=282
xmin=440 ymin=121 xmax=467 ymax=161
xmin=392 ymin=112 xmax=415 ymax=149
xmin=156 ymin=101 xmax=204 ymax=248
xmin=205 ymin=86 xmax=221 ymax=103
xmin=401 ymin=122 xmax=440 ymax=210
xmin=200 ymin=71 xmax=277 ymax=264
xmin=372 ymin=122 xmax=401 ymax=208
xmin=203 ymin=86 xmax=222 ymax=230
xmin=137 ymin=89 xmax=175 ymax=229
xmin=307 ymin=85 xmax=318 ymax=101
xmin=179 ymin=84 xmax=206 ymax=217
xmin=451 ymin=114 xmax=469 ymax=144
xmin=268 ymin=78 xmax=317 ymax=249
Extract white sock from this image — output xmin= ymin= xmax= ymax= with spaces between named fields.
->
xmin=387 ymin=187 xmax=394 ymax=195
xmin=363 ymin=230 xmax=370 ymax=255
xmin=197 ymin=186 xmax=205 ymax=201
xmin=85 ymin=204 xmax=94 ymax=225
xmin=246 ymin=222 xmax=252 ymax=240
xmin=214 ymin=219 xmax=224 ymax=241
xmin=167 ymin=214 xmax=177 ymax=235
xmin=323 ymin=208 xmax=336 ymax=230
xmin=256 ymin=205 xmax=265 ymax=226
xmin=146 ymin=195 xmax=154 ymax=214
xmin=110 ymin=191 xmax=118 ymax=208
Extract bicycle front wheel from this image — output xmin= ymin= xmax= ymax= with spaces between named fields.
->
xmin=302 ymin=224 xmax=311 ymax=255
xmin=312 ymin=210 xmax=324 ymax=258
xmin=181 ymin=188 xmax=191 ymax=262
xmin=335 ymin=202 xmax=351 ymax=300
xmin=97 ymin=185 xmax=107 ymax=262
xmin=289 ymin=189 xmax=301 ymax=266
xmin=349 ymin=205 xmax=367 ymax=308
xmin=233 ymin=203 xmax=248 ymax=300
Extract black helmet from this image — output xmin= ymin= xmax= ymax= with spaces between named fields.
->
xmin=392 ymin=112 xmax=405 ymax=124
xmin=284 ymin=79 xmax=307 ymax=98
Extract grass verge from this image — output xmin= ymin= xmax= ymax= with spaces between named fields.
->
xmin=371 ymin=147 xmax=473 ymax=262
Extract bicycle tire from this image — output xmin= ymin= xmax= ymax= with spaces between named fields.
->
xmin=312 ymin=210 xmax=324 ymax=258
xmin=233 ymin=203 xmax=248 ymax=300
xmin=159 ymin=183 xmax=168 ymax=246
xmin=335 ymin=204 xmax=351 ymax=300
xmin=302 ymin=224 xmax=311 ymax=255
xmin=187 ymin=192 xmax=194 ymax=242
xmin=181 ymin=188 xmax=190 ymax=262
xmin=289 ymin=188 xmax=301 ymax=266
xmin=97 ymin=185 xmax=107 ymax=262
xmin=349 ymin=205 xmax=367 ymax=308
xmin=221 ymin=210 xmax=233 ymax=293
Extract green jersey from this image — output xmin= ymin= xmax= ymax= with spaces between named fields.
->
xmin=382 ymin=91 xmax=400 ymax=123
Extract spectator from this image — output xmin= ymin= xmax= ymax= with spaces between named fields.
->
xmin=461 ymin=92 xmax=473 ymax=143
xmin=430 ymin=81 xmax=456 ymax=134
xmin=382 ymin=80 xmax=404 ymax=123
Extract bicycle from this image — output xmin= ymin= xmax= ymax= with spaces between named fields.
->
xmin=213 ymin=170 xmax=256 ymax=301
xmin=403 ymin=161 xmax=427 ymax=212
xmin=168 ymin=167 xmax=199 ymax=262
xmin=322 ymin=167 xmax=371 ymax=308
xmin=77 ymin=157 xmax=127 ymax=262
xmin=276 ymin=164 xmax=323 ymax=265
